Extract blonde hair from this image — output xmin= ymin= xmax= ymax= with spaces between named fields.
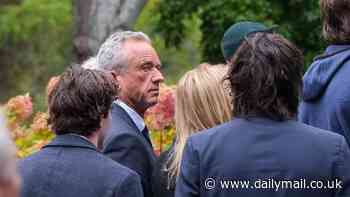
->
xmin=167 ymin=63 xmax=232 ymax=182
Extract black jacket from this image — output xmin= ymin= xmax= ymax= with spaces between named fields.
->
xmin=153 ymin=144 xmax=176 ymax=197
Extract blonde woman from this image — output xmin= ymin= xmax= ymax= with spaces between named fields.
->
xmin=153 ymin=63 xmax=232 ymax=197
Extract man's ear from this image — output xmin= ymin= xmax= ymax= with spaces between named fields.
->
xmin=110 ymin=70 xmax=118 ymax=80
xmin=110 ymin=71 xmax=121 ymax=84
xmin=110 ymin=70 xmax=125 ymax=80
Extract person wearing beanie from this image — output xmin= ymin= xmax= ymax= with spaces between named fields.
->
xmin=221 ymin=21 xmax=272 ymax=62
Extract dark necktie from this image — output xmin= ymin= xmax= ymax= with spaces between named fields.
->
xmin=142 ymin=126 xmax=153 ymax=147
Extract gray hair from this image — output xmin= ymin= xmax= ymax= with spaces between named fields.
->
xmin=96 ymin=31 xmax=151 ymax=73
xmin=81 ymin=57 xmax=100 ymax=70
xmin=0 ymin=111 xmax=17 ymax=182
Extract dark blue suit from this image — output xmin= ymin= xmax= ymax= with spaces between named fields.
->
xmin=103 ymin=103 xmax=157 ymax=197
xmin=175 ymin=117 xmax=350 ymax=197
xmin=19 ymin=134 xmax=143 ymax=197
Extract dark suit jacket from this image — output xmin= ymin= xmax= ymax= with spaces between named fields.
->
xmin=19 ymin=134 xmax=143 ymax=197
xmin=153 ymin=143 xmax=176 ymax=197
xmin=103 ymin=103 xmax=157 ymax=197
xmin=175 ymin=117 xmax=350 ymax=197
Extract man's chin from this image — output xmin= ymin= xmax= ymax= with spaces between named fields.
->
xmin=147 ymin=98 xmax=159 ymax=108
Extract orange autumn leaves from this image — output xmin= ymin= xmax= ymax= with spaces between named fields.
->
xmin=4 ymin=94 xmax=54 ymax=158
xmin=6 ymin=93 xmax=33 ymax=127
xmin=145 ymin=84 xmax=176 ymax=155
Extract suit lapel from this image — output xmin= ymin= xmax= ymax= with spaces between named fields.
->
xmin=141 ymin=127 xmax=153 ymax=148
xmin=111 ymin=103 xmax=154 ymax=148
xmin=112 ymin=103 xmax=140 ymax=131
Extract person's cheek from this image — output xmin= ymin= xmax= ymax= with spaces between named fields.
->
xmin=140 ymin=73 xmax=152 ymax=97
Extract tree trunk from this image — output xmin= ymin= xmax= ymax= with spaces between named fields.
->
xmin=73 ymin=0 xmax=148 ymax=63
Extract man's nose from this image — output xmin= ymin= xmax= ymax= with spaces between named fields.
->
xmin=152 ymin=68 xmax=164 ymax=83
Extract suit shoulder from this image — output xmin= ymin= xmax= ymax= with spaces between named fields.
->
xmin=85 ymin=150 xmax=141 ymax=183
xmin=188 ymin=120 xmax=236 ymax=147
xmin=298 ymin=121 xmax=343 ymax=139
xmin=101 ymin=154 xmax=139 ymax=175
xmin=104 ymin=116 xmax=141 ymax=146
xmin=294 ymin=121 xmax=345 ymax=147
xmin=18 ymin=149 xmax=48 ymax=168
xmin=192 ymin=119 xmax=239 ymax=138
xmin=103 ymin=131 xmax=144 ymax=150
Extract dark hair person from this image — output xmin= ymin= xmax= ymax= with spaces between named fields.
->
xmin=320 ymin=0 xmax=350 ymax=44
xmin=19 ymin=66 xmax=143 ymax=197
xmin=48 ymin=66 xmax=117 ymax=137
xmin=175 ymin=21 xmax=350 ymax=197
xmin=299 ymin=0 xmax=350 ymax=145
xmin=228 ymin=33 xmax=302 ymax=121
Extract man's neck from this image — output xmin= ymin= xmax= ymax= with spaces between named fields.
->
xmin=118 ymin=98 xmax=146 ymax=117
xmin=115 ymin=100 xmax=146 ymax=132
xmin=86 ymin=132 xmax=99 ymax=147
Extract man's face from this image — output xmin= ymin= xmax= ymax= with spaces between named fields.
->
xmin=117 ymin=40 xmax=164 ymax=114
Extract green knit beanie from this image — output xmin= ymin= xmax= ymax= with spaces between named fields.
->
xmin=221 ymin=21 xmax=272 ymax=61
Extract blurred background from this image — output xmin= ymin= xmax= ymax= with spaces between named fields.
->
xmin=0 ymin=0 xmax=323 ymax=110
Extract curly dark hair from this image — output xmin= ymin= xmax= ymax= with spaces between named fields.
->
xmin=48 ymin=66 xmax=118 ymax=136
xmin=227 ymin=32 xmax=304 ymax=121
xmin=320 ymin=0 xmax=350 ymax=44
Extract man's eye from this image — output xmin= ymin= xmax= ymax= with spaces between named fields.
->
xmin=142 ymin=64 xmax=153 ymax=71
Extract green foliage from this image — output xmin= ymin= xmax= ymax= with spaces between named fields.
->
xmin=0 ymin=0 xmax=72 ymax=109
xmin=157 ymin=0 xmax=325 ymax=66
xmin=0 ymin=0 xmax=325 ymax=111
xmin=135 ymin=0 xmax=202 ymax=84
xmin=0 ymin=0 xmax=71 ymax=43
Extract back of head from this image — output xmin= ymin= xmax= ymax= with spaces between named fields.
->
xmin=320 ymin=0 xmax=350 ymax=44
xmin=0 ymin=112 xmax=19 ymax=197
xmin=228 ymin=32 xmax=303 ymax=121
xmin=221 ymin=21 xmax=272 ymax=62
xmin=169 ymin=63 xmax=232 ymax=180
xmin=48 ymin=66 xmax=118 ymax=137
xmin=176 ymin=63 xmax=232 ymax=133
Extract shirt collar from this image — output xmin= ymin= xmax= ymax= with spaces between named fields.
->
xmin=115 ymin=100 xmax=145 ymax=132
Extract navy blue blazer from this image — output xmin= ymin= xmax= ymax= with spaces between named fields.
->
xmin=175 ymin=117 xmax=350 ymax=197
xmin=19 ymin=134 xmax=143 ymax=197
xmin=103 ymin=103 xmax=157 ymax=197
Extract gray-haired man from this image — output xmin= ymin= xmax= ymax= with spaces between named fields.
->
xmin=97 ymin=31 xmax=164 ymax=197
